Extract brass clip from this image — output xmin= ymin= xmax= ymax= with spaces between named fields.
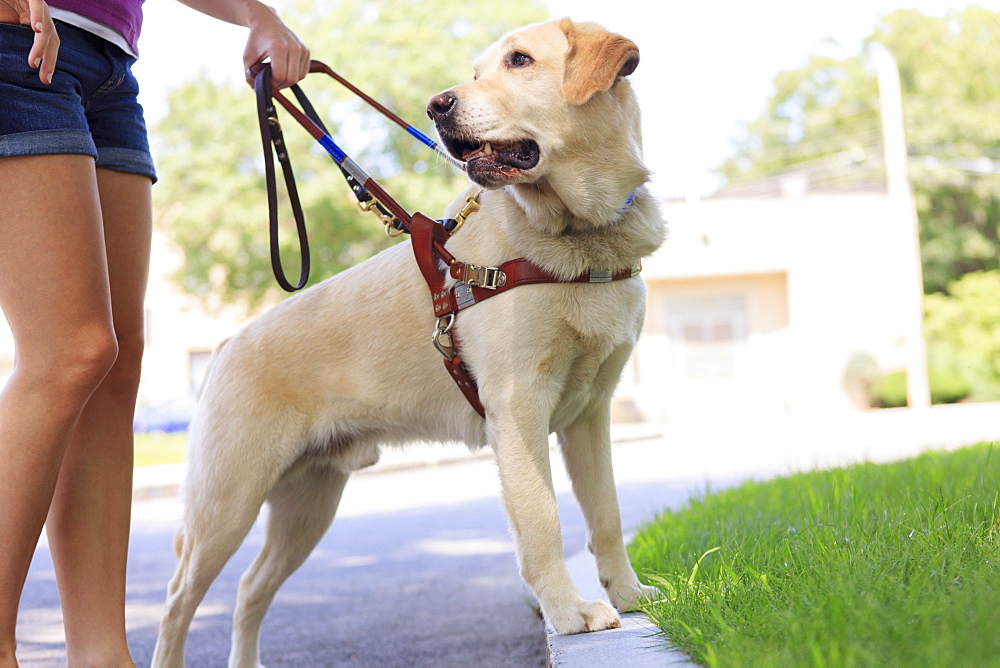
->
xmin=358 ymin=198 xmax=404 ymax=237
xmin=449 ymin=191 xmax=482 ymax=236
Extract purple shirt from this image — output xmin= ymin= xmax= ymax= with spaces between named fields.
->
xmin=49 ymin=0 xmax=145 ymax=54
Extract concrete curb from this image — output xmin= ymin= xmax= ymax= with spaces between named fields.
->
xmin=545 ymin=546 xmax=695 ymax=668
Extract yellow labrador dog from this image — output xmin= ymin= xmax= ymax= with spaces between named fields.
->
xmin=153 ymin=18 xmax=664 ymax=666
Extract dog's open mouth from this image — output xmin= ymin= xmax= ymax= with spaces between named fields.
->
xmin=456 ymin=139 xmax=539 ymax=169
xmin=443 ymin=135 xmax=541 ymax=184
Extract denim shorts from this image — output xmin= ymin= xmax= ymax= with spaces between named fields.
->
xmin=0 ymin=20 xmax=156 ymax=181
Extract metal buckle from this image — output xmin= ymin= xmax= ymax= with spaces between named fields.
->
xmin=460 ymin=263 xmax=506 ymax=290
xmin=448 ymin=191 xmax=482 ymax=236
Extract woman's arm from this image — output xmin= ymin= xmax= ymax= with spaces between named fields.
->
xmin=175 ymin=0 xmax=309 ymax=88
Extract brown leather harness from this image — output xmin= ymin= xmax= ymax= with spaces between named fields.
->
xmin=254 ymin=61 xmax=641 ymax=417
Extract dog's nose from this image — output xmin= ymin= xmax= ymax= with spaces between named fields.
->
xmin=427 ymin=91 xmax=458 ymax=120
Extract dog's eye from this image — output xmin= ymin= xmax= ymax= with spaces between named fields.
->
xmin=507 ymin=51 xmax=534 ymax=68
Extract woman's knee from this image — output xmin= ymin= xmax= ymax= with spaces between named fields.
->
xmin=60 ymin=325 xmax=121 ymax=396
xmin=100 ymin=329 xmax=145 ymax=400
xmin=15 ymin=322 xmax=120 ymax=402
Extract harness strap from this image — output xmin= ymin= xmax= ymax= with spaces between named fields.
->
xmin=412 ymin=211 xmax=642 ymax=418
xmin=409 ymin=212 xmax=451 ymax=295
xmin=410 ymin=214 xmax=488 ymax=416
xmin=435 ymin=259 xmax=642 ymax=316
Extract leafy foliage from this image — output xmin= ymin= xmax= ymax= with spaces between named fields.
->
xmin=718 ymin=8 xmax=1000 ymax=294
xmin=924 ymin=270 xmax=1000 ymax=401
xmin=152 ymin=0 xmax=547 ymax=312
xmin=872 ymin=367 xmax=970 ymax=408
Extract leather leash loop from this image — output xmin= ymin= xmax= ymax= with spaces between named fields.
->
xmin=255 ymin=65 xmax=311 ymax=292
xmin=254 ymin=60 xmax=463 ymax=291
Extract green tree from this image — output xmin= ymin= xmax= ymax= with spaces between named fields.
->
xmin=152 ymin=0 xmax=547 ymax=312
xmin=718 ymin=7 xmax=1000 ymax=295
xmin=924 ymin=270 xmax=1000 ymax=401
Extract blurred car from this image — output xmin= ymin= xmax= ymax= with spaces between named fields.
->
xmin=133 ymin=393 xmax=197 ymax=433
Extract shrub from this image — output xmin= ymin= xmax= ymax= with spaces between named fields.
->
xmin=932 ymin=367 xmax=974 ymax=404
xmin=874 ymin=370 xmax=908 ymax=408
xmin=873 ymin=368 xmax=971 ymax=407
xmin=924 ymin=270 xmax=1000 ymax=401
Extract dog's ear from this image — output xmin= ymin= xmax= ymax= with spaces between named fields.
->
xmin=560 ymin=18 xmax=640 ymax=106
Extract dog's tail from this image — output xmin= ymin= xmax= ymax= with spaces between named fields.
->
xmin=173 ymin=527 xmax=184 ymax=559
xmin=196 ymin=336 xmax=231 ymax=400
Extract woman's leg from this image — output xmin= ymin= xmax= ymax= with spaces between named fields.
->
xmin=45 ymin=167 xmax=152 ymax=667
xmin=0 ymin=155 xmax=119 ymax=667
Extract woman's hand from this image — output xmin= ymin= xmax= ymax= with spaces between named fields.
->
xmin=0 ymin=0 xmax=59 ymax=83
xmin=242 ymin=3 xmax=309 ymax=89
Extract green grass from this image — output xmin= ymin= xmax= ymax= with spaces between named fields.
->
xmin=133 ymin=432 xmax=188 ymax=467
xmin=629 ymin=443 xmax=1000 ymax=667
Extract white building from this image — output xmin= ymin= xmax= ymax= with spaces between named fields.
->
xmin=628 ymin=187 xmax=923 ymax=423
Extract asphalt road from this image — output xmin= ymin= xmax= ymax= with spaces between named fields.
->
xmin=17 ymin=435 xmax=698 ymax=667
xmin=16 ymin=402 xmax=1000 ymax=666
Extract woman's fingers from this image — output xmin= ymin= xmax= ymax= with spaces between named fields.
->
xmin=26 ymin=0 xmax=58 ymax=83
xmin=241 ymin=5 xmax=308 ymax=89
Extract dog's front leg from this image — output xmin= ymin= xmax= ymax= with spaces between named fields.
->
xmin=489 ymin=411 xmax=621 ymax=634
xmin=559 ymin=403 xmax=660 ymax=611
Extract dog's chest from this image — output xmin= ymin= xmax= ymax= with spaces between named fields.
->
xmin=529 ymin=282 xmax=644 ymax=411
xmin=544 ymin=329 xmax=633 ymax=430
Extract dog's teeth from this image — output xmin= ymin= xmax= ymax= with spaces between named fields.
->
xmin=484 ymin=142 xmax=493 ymax=155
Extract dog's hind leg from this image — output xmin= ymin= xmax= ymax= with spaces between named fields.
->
xmin=228 ymin=460 xmax=349 ymax=668
xmin=153 ymin=423 xmax=307 ymax=668
xmin=152 ymin=490 xmax=267 ymax=668
xmin=558 ymin=401 xmax=660 ymax=611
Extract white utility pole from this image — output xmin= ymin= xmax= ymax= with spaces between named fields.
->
xmin=875 ymin=45 xmax=931 ymax=409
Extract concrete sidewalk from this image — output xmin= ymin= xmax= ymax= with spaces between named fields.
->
xmin=131 ymin=402 xmax=1000 ymax=667
xmin=135 ymin=402 xmax=1000 ymax=499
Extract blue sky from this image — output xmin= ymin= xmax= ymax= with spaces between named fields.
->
xmin=134 ymin=0 xmax=979 ymax=198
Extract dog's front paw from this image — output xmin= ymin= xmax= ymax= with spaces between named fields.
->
xmin=608 ymin=582 xmax=662 ymax=611
xmin=546 ymin=598 xmax=622 ymax=634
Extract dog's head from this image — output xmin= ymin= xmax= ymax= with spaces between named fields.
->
xmin=427 ymin=19 xmax=645 ymax=208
